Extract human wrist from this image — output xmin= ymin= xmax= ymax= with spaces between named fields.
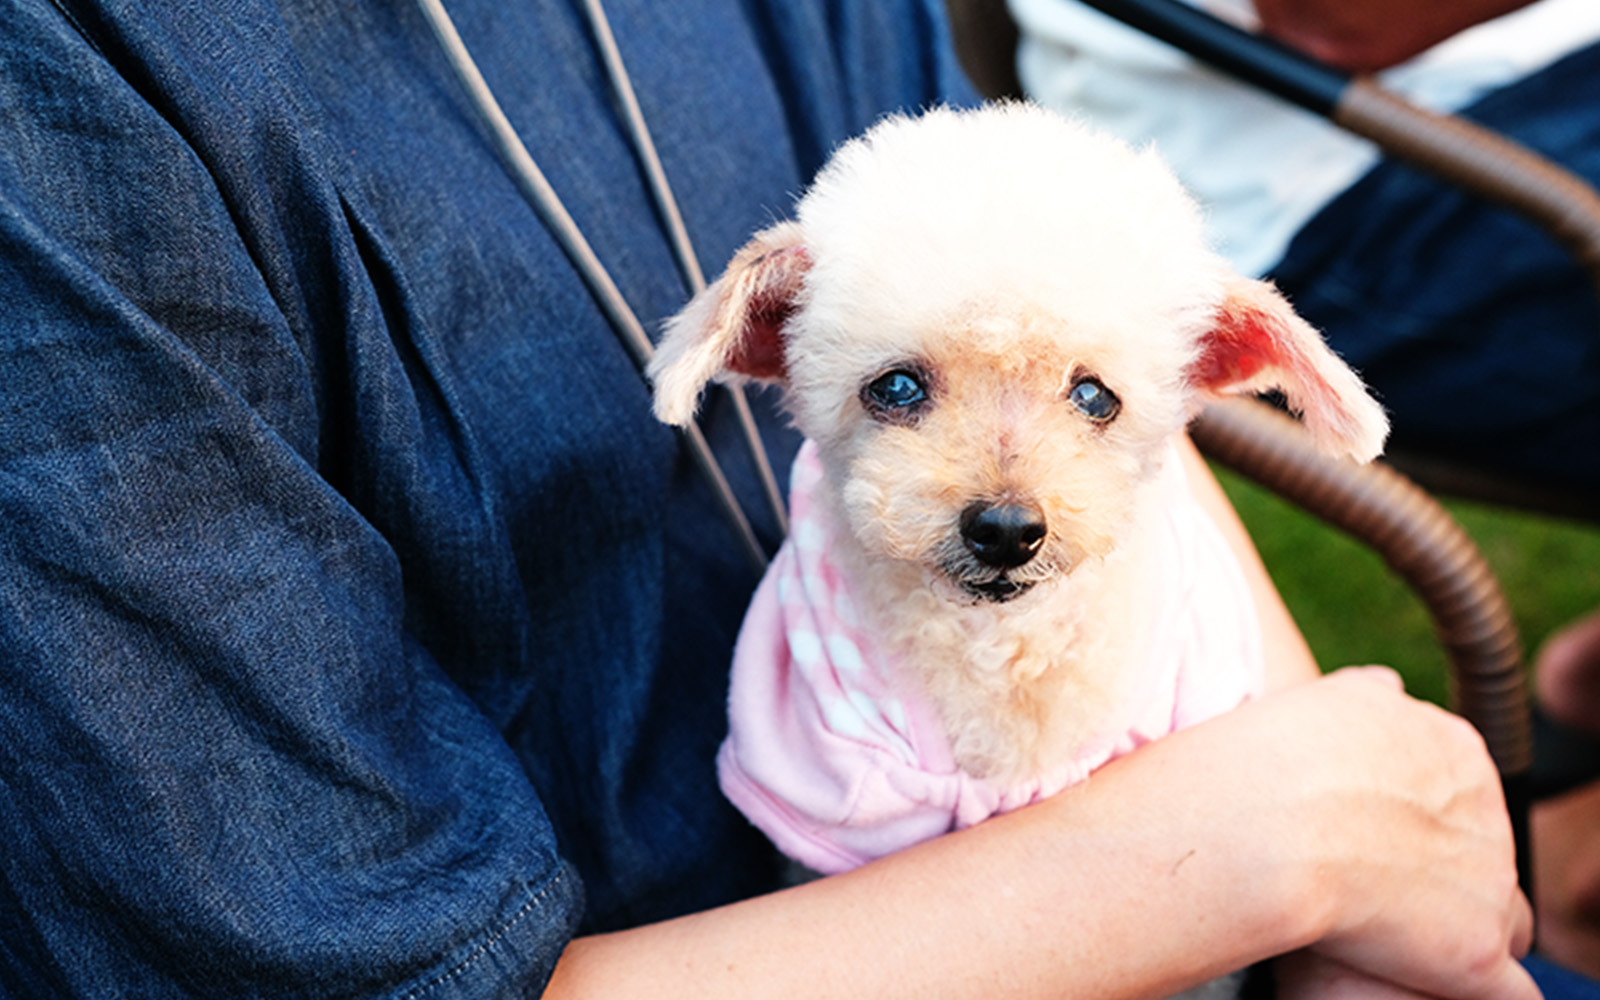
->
xmin=1044 ymin=715 xmax=1334 ymax=969
xmin=1115 ymin=693 xmax=1363 ymax=961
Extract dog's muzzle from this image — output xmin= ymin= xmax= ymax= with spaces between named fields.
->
xmin=957 ymin=502 xmax=1046 ymax=603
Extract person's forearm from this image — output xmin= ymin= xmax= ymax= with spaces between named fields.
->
xmin=547 ymin=670 xmax=1536 ymax=1000
xmin=547 ymin=720 xmax=1316 ymax=1000
xmin=1253 ymin=0 xmax=1539 ymax=71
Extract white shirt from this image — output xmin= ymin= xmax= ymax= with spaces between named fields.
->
xmin=1011 ymin=0 xmax=1600 ymax=276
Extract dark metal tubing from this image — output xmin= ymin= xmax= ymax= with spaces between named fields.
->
xmin=1074 ymin=0 xmax=1348 ymax=114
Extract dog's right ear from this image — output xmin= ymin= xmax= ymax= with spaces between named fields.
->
xmin=649 ymin=221 xmax=810 ymax=426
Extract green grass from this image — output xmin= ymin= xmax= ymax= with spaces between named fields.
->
xmin=1215 ymin=466 xmax=1600 ymax=707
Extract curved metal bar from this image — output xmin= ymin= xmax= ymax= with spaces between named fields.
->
xmin=1334 ymin=79 xmax=1600 ymax=310
xmin=1073 ymin=0 xmax=1348 ymax=114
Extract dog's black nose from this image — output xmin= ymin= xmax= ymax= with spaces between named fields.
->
xmin=960 ymin=503 xmax=1047 ymax=569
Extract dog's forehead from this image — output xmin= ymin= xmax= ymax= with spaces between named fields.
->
xmin=933 ymin=304 xmax=1201 ymax=393
xmin=920 ymin=308 xmax=1108 ymax=372
xmin=794 ymin=106 xmax=1225 ymax=357
xmin=793 ymin=278 xmax=1211 ymax=397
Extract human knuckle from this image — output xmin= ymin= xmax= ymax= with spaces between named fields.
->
xmin=1439 ymin=712 xmax=1490 ymax=752
xmin=1459 ymin=926 xmax=1508 ymax=984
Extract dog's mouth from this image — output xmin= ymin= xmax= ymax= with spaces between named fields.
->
xmin=958 ymin=575 xmax=1034 ymax=604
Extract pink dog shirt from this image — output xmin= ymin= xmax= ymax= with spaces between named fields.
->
xmin=718 ymin=441 xmax=1264 ymax=874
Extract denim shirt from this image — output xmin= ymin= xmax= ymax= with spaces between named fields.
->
xmin=0 ymin=0 xmax=976 ymax=995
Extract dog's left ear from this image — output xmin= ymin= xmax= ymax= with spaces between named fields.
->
xmin=649 ymin=221 xmax=810 ymax=426
xmin=1188 ymin=278 xmax=1389 ymax=462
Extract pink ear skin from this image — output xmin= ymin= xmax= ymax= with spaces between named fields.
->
xmin=717 ymin=244 xmax=809 ymax=380
xmin=1189 ymin=279 xmax=1389 ymax=463
xmin=649 ymin=222 xmax=810 ymax=426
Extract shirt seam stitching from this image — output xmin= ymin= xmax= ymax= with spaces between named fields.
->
xmin=397 ymin=866 xmax=571 ymax=1000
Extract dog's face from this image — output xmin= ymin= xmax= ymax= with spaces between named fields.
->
xmin=651 ymin=105 xmax=1386 ymax=602
xmin=802 ymin=307 xmax=1183 ymax=604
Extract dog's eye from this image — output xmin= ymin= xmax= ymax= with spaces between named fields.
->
xmin=865 ymin=369 xmax=928 ymax=411
xmin=1067 ymin=376 xmax=1121 ymax=422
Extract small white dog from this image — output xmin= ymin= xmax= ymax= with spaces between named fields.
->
xmin=651 ymin=104 xmax=1385 ymax=882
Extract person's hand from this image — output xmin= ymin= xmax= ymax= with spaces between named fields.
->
xmin=1228 ymin=667 xmax=1536 ymax=999
xmin=1275 ymin=950 xmax=1481 ymax=999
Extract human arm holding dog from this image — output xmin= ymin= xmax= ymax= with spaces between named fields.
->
xmin=547 ymin=665 xmax=1534 ymax=1000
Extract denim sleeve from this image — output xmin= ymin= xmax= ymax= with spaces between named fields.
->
xmin=0 ymin=5 xmax=580 ymax=998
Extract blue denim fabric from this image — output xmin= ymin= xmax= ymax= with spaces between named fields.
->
xmin=1270 ymin=42 xmax=1600 ymax=493
xmin=1529 ymin=954 xmax=1600 ymax=1000
xmin=0 ymin=0 xmax=976 ymax=995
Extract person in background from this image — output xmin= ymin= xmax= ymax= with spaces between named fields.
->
xmin=1534 ymin=608 xmax=1600 ymax=981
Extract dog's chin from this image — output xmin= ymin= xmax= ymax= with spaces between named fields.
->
xmin=932 ymin=549 xmax=1064 ymax=606
xmin=956 ymin=575 xmax=1035 ymax=605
